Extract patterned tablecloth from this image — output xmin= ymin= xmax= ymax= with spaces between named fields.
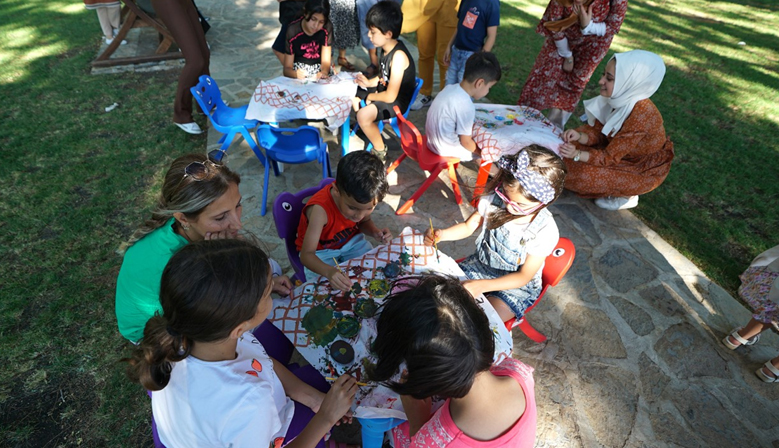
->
xmin=246 ymin=72 xmax=358 ymax=132
xmin=473 ymin=104 xmax=564 ymax=163
xmin=269 ymin=227 xmax=514 ymax=420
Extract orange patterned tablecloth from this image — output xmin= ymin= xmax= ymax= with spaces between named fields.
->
xmin=269 ymin=227 xmax=513 ymax=419
xmin=246 ymin=73 xmax=358 ymax=131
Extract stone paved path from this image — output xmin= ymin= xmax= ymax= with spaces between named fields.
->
xmin=189 ymin=1 xmax=779 ymax=445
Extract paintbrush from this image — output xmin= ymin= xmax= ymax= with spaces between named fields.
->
xmin=325 ymin=377 xmax=369 ymax=386
xmin=333 ymin=257 xmax=344 ymax=274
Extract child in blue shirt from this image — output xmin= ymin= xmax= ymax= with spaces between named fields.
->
xmin=443 ymin=0 xmax=500 ymax=85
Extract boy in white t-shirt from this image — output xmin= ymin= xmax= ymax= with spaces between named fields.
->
xmin=425 ymin=51 xmax=502 ymax=161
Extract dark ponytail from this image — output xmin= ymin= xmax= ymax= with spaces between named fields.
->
xmin=125 ymin=239 xmax=271 ymax=390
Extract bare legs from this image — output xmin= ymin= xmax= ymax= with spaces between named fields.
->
xmin=356 ymin=104 xmax=384 ymax=156
xmin=486 ymin=295 xmax=515 ymax=323
xmin=726 ymin=318 xmax=771 ymax=346
xmin=724 ymin=318 xmax=779 ymax=381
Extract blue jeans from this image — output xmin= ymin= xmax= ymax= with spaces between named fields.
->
xmin=356 ymin=0 xmax=379 ymax=50
xmin=445 ymin=47 xmax=474 ymax=85
xmin=303 ymin=233 xmax=373 ymax=282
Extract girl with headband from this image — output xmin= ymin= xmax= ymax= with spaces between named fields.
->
xmin=425 ymin=145 xmax=567 ymax=323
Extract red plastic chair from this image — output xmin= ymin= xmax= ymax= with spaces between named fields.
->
xmin=504 ymin=237 xmax=576 ymax=342
xmin=388 ymin=105 xmax=462 ymax=215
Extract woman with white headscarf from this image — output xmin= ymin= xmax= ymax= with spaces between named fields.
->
xmin=558 ymin=50 xmax=675 ymax=210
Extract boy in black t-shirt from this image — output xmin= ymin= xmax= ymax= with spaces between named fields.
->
xmin=352 ymin=1 xmax=416 ymax=161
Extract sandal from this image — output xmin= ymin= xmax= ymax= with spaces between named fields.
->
xmin=338 ymin=56 xmax=356 ymax=72
xmin=721 ymin=327 xmax=760 ymax=350
xmin=755 ymin=360 xmax=779 ymax=383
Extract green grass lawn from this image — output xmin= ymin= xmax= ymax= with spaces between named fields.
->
xmin=1 ymin=0 xmax=777 ymax=445
xmin=490 ymin=0 xmax=779 ymax=291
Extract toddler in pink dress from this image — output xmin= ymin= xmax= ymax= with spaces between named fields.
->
xmin=369 ymin=274 xmax=538 ymax=448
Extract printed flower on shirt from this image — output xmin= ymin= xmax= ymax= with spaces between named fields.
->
xmin=301 ymin=41 xmax=321 ymax=60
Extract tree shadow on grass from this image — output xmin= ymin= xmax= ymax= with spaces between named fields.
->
xmin=492 ymin=0 xmax=779 ymax=292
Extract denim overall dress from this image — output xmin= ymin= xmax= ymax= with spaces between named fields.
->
xmin=459 ymin=196 xmax=553 ymax=318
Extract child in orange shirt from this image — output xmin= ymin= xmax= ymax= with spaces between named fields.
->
xmin=296 ymin=151 xmax=392 ymax=289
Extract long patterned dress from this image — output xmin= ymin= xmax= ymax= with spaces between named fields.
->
xmin=563 ymin=99 xmax=674 ymax=198
xmin=330 ymin=0 xmax=360 ymax=50
xmin=518 ymin=0 xmax=628 ymax=113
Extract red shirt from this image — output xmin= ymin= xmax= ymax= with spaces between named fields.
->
xmin=295 ymin=184 xmax=360 ymax=251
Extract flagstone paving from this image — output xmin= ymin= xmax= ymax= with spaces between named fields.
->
xmin=168 ymin=0 xmax=779 ymax=445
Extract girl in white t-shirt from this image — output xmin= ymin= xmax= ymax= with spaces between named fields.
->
xmin=425 ymin=145 xmax=567 ymax=323
xmin=126 ymin=239 xmax=357 ymax=447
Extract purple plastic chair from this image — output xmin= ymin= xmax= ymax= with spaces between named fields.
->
xmin=273 ymin=178 xmax=335 ymax=283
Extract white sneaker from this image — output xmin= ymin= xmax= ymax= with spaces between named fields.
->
xmin=594 ymin=195 xmax=639 ymax=210
xmin=105 ymin=37 xmax=127 ymax=45
xmin=410 ymin=94 xmax=432 ymax=111
xmin=175 ymin=122 xmax=204 ymax=134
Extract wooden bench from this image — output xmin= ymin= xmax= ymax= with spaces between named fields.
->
xmin=91 ymin=0 xmax=184 ymax=68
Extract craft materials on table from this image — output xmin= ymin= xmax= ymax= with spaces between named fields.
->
xmin=269 ymin=227 xmax=513 ymax=420
xmin=471 ymin=104 xmax=564 ymax=196
xmin=473 ymin=104 xmax=563 ymax=163
xmin=246 ymin=72 xmax=358 ymax=133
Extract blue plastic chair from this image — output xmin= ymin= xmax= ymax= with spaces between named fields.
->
xmin=256 ymin=125 xmax=332 ymax=216
xmin=190 ymin=75 xmax=267 ymax=167
xmin=273 ymin=178 xmax=335 ymax=283
xmin=349 ymin=77 xmax=423 ymax=152
xmin=359 ymin=417 xmax=406 ymax=448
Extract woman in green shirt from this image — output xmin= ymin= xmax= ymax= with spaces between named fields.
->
xmin=116 ymin=154 xmax=291 ymax=343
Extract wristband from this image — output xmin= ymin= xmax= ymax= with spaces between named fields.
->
xmin=573 ymin=150 xmax=581 ymax=162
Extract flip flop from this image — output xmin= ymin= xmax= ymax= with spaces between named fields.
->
xmin=756 ymin=360 xmax=779 ymax=383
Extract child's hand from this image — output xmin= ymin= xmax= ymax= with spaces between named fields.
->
xmin=351 ymin=96 xmax=362 ymax=112
xmin=559 ymin=142 xmax=578 ymax=159
xmin=355 ymin=73 xmax=369 ymax=88
xmin=272 ymin=275 xmax=292 ymax=296
xmin=327 ymin=267 xmax=353 ymax=291
xmin=318 ymin=375 xmax=358 ymax=426
xmin=295 ymin=69 xmax=307 ymax=80
xmin=423 ymin=228 xmax=442 ymax=246
xmin=374 ymin=228 xmax=392 ymax=245
xmin=563 ymin=129 xmax=581 ymax=143
xmin=461 ymin=279 xmax=484 ymax=299
xmin=443 ymin=47 xmax=451 ymax=66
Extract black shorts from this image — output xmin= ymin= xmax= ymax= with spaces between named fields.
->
xmin=356 ymin=87 xmax=402 ymax=122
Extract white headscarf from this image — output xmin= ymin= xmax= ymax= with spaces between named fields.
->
xmin=583 ymin=50 xmax=666 ymax=137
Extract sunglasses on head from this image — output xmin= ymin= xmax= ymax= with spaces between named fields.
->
xmin=180 ymin=151 xmax=225 ymax=184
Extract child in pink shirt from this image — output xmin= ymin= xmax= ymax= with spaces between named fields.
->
xmin=370 ymin=274 xmax=537 ymax=448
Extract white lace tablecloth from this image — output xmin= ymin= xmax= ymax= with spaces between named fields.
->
xmin=269 ymin=227 xmax=513 ymax=420
xmin=246 ymin=73 xmax=358 ymax=132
